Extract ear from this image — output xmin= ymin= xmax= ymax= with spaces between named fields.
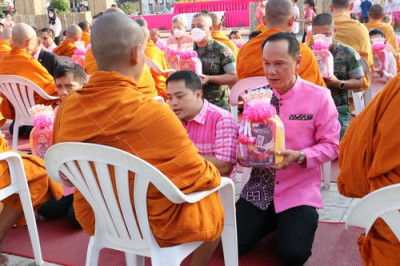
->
xmin=295 ymin=55 xmax=302 ymax=69
xmin=131 ymin=45 xmax=140 ymax=65
xmin=330 ymin=4 xmax=334 ymax=13
xmin=288 ymin=15 xmax=294 ymax=27
xmin=195 ymin=89 xmax=203 ymax=99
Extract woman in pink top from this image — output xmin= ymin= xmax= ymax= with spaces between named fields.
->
xmin=166 ymin=14 xmax=193 ymax=52
xmin=256 ymin=1 xmax=267 ymax=25
xmin=298 ymin=0 xmax=316 ymax=42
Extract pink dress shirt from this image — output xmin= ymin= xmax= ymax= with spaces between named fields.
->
xmin=272 ymin=76 xmax=340 ymax=213
xmin=182 ymin=99 xmax=238 ymax=180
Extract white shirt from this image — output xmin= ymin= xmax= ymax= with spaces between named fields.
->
xmin=43 ymin=43 xmax=57 ymax=53
xmin=49 ymin=17 xmax=62 ymax=37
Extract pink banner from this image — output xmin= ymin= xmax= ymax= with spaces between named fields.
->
xmin=225 ymin=10 xmax=249 ymax=28
xmin=131 ymin=14 xmax=174 ymax=30
xmin=173 ymin=0 xmax=258 ymax=14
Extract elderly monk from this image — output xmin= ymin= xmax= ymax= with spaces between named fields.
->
xmin=237 ymin=0 xmax=325 ymax=86
xmin=53 ymin=12 xmax=224 ymax=265
xmin=0 ymin=27 xmax=12 ymax=57
xmin=331 ymin=0 xmax=373 ymax=91
xmin=0 ymin=23 xmax=58 ymax=126
xmin=365 ymin=4 xmax=400 ymax=72
xmin=78 ymin=21 xmax=90 ymax=47
xmin=0 ymin=135 xmax=63 ymax=265
xmin=209 ymin=12 xmax=238 ymax=56
xmin=53 ymin=24 xmax=82 ymax=57
xmin=84 ymin=10 xmax=157 ymax=97
xmin=337 ymin=73 xmax=400 ymax=266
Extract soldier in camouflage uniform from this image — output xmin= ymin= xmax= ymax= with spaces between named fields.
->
xmin=312 ymin=13 xmax=364 ymax=139
xmin=191 ymin=13 xmax=237 ymax=110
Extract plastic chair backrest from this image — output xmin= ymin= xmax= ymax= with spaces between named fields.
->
xmin=359 ymin=57 xmax=372 ymax=106
xmin=0 ymin=152 xmax=44 ymax=266
xmin=346 ymin=183 xmax=400 ymax=240
xmin=58 ymin=56 xmax=73 ymax=64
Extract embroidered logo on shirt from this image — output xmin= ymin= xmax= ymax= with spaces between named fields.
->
xmin=354 ymin=52 xmax=361 ymax=61
xmin=223 ymin=49 xmax=233 ymax=57
xmin=289 ymin=114 xmax=313 ymax=120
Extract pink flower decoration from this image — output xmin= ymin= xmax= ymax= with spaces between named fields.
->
xmin=238 ymin=134 xmax=256 ymax=144
xmin=74 ymin=47 xmax=86 ymax=56
xmin=372 ymin=43 xmax=386 ymax=51
xmin=312 ymin=41 xmax=330 ymax=51
xmin=242 ymin=99 xmax=276 ymax=122
xmin=33 ymin=114 xmax=54 ymax=128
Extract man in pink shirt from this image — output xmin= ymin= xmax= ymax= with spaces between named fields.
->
xmin=237 ymin=32 xmax=340 ymax=265
xmin=166 ymin=70 xmax=238 ymax=179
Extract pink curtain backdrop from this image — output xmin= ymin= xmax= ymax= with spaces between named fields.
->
xmin=173 ymin=0 xmax=258 ymax=13
xmin=130 ymin=14 xmax=174 ymax=30
xmin=224 ymin=10 xmax=249 ymax=28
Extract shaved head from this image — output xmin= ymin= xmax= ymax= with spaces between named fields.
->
xmin=209 ymin=12 xmax=221 ymax=27
xmin=331 ymin=0 xmax=350 ymax=8
xmin=369 ymin=4 xmax=385 ymax=20
xmin=78 ymin=21 xmax=90 ymax=32
xmin=1 ymin=27 xmax=12 ymax=40
xmin=192 ymin=12 xmax=212 ymax=28
xmin=66 ymin=24 xmax=82 ymax=40
xmin=91 ymin=12 xmax=145 ymax=76
xmin=265 ymin=0 xmax=293 ymax=27
xmin=12 ymin=23 xmax=37 ymax=48
xmin=104 ymin=7 xmax=125 ymax=14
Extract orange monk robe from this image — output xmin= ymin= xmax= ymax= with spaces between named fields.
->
xmin=0 ymin=47 xmax=58 ymax=122
xmin=84 ymin=47 xmax=157 ymax=97
xmin=365 ymin=20 xmax=400 ymax=72
xmin=338 ymin=73 xmax=400 ymax=266
xmin=0 ymin=40 xmax=11 ymax=57
xmin=333 ymin=13 xmax=373 ymax=91
xmin=0 ymin=135 xmax=63 ymax=225
xmin=53 ymin=71 xmax=224 ymax=247
xmin=255 ymin=24 xmax=266 ymax=32
xmin=236 ymin=28 xmax=325 ymax=86
xmin=145 ymin=40 xmax=169 ymax=99
xmin=81 ymin=31 xmax=90 ymax=47
xmin=53 ymin=40 xmax=77 ymax=57
xmin=211 ymin=31 xmax=239 ymax=56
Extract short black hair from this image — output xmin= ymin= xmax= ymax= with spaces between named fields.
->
xmin=41 ymin=27 xmax=55 ymax=37
xmin=166 ymin=71 xmax=203 ymax=93
xmin=249 ymin=30 xmax=262 ymax=40
xmin=262 ymin=32 xmax=300 ymax=59
xmin=369 ymin=28 xmax=386 ymax=39
xmin=54 ymin=63 xmax=87 ymax=85
xmin=78 ymin=21 xmax=90 ymax=31
xmin=312 ymin=13 xmax=333 ymax=27
xmin=331 ymin=0 xmax=350 ymax=8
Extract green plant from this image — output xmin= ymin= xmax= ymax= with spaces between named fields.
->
xmin=50 ymin=0 xmax=70 ymax=13
xmin=121 ymin=2 xmax=136 ymax=15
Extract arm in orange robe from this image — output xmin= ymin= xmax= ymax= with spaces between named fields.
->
xmin=53 ymin=71 xmax=224 ymax=247
xmin=145 ymin=40 xmax=169 ymax=99
xmin=81 ymin=31 xmax=91 ymax=47
xmin=0 ymin=40 xmax=11 ymax=57
xmin=236 ymin=28 xmax=325 ymax=86
xmin=0 ymin=136 xmax=63 ymax=226
xmin=211 ymin=31 xmax=239 ymax=56
xmin=0 ymin=47 xmax=59 ymax=121
xmin=338 ymin=73 xmax=400 ymax=266
xmin=53 ymin=40 xmax=77 ymax=57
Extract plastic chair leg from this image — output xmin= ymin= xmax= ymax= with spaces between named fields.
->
xmin=12 ymin=120 xmax=19 ymax=150
xmin=322 ymin=162 xmax=331 ymax=189
xmin=125 ymin=252 xmax=144 ymax=266
xmin=86 ymin=237 xmax=101 ymax=266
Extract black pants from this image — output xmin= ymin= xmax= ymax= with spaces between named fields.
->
xmin=236 ymin=198 xmax=319 ymax=266
xmin=38 ymin=194 xmax=81 ymax=228
xmin=54 ymin=35 xmax=61 ymax=45
xmin=359 ymin=16 xmax=369 ymax=23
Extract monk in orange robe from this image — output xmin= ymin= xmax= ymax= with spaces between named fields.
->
xmin=237 ymin=0 xmax=325 ymax=86
xmin=331 ymin=0 xmax=373 ymax=91
xmin=0 ymin=28 xmax=12 ymax=57
xmin=0 ymin=23 xmax=59 ymax=126
xmin=53 ymin=24 xmax=82 ymax=57
xmin=78 ymin=21 xmax=90 ymax=47
xmin=0 ymin=134 xmax=63 ymax=264
xmin=337 ymin=73 xmax=400 ymax=266
xmin=53 ymin=13 xmax=223 ymax=264
xmin=209 ymin=13 xmax=238 ymax=56
xmin=255 ymin=23 xmax=266 ymax=32
xmin=365 ymin=4 xmax=400 ymax=72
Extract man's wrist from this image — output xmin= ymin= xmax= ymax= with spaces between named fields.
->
xmin=296 ymin=151 xmax=306 ymax=164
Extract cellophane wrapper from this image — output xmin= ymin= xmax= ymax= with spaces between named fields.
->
xmin=312 ymin=41 xmax=334 ymax=79
xmin=178 ymin=50 xmax=202 ymax=75
xmin=28 ymin=105 xmax=54 ymax=159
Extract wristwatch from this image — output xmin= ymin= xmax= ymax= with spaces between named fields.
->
xmin=339 ymin=81 xmax=345 ymax=89
xmin=297 ymin=151 xmax=305 ymax=164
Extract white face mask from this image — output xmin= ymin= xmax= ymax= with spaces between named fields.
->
xmin=191 ymin=28 xmax=206 ymax=43
xmin=313 ymin=34 xmax=333 ymax=45
xmin=173 ymin=29 xmax=185 ymax=38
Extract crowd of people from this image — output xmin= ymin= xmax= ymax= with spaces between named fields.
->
xmin=0 ymin=0 xmax=399 ymax=265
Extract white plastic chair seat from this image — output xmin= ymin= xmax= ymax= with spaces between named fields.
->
xmin=0 ymin=75 xmax=59 ymax=150
xmin=346 ymin=183 xmax=400 ymax=241
xmin=0 ymin=152 xmax=44 ymax=265
xmin=45 ymin=142 xmax=238 ymax=266
xmin=145 ymin=57 xmax=175 ymax=75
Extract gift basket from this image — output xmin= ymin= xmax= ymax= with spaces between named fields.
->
xmin=371 ymin=38 xmax=387 ymax=72
xmin=178 ymin=50 xmax=202 ymax=75
xmin=238 ymin=88 xmax=285 ymax=168
xmin=312 ymin=34 xmax=334 ymax=79
xmin=29 ymin=105 xmax=54 ymax=159
xmin=71 ymin=43 xmax=88 ymax=67
xmin=166 ymin=49 xmax=180 ymax=70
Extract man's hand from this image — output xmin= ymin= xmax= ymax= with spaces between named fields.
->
xmin=323 ymin=75 xmax=340 ymax=88
xmin=199 ymin=74 xmax=211 ymax=85
xmin=269 ymin=150 xmax=302 ymax=170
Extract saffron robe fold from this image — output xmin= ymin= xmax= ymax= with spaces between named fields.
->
xmin=0 ymin=136 xmax=63 ymax=224
xmin=338 ymin=73 xmax=400 ymax=266
xmin=333 ymin=13 xmax=373 ymax=91
xmin=0 ymin=40 xmax=11 ymax=57
xmin=0 ymin=47 xmax=58 ymax=121
xmin=53 ymin=40 xmax=77 ymax=57
xmin=84 ymin=48 xmax=157 ymax=97
xmin=211 ymin=31 xmax=239 ymax=56
xmin=145 ymin=40 xmax=169 ymax=99
xmin=81 ymin=31 xmax=90 ymax=47
xmin=236 ymin=28 xmax=325 ymax=86
xmin=53 ymin=71 xmax=224 ymax=247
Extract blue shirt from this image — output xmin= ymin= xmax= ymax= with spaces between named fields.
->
xmin=360 ymin=0 xmax=372 ymax=17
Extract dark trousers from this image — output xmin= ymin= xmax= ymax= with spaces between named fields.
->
xmin=54 ymin=35 xmax=61 ymax=45
xmin=38 ymin=194 xmax=81 ymax=228
xmin=359 ymin=16 xmax=369 ymax=23
xmin=236 ymin=198 xmax=319 ymax=266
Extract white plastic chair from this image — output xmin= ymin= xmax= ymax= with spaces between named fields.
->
xmin=0 ymin=75 xmax=59 ymax=150
xmin=145 ymin=57 xmax=175 ymax=75
xmin=57 ymin=56 xmax=73 ymax=64
xmin=346 ymin=183 xmax=400 ymax=241
xmin=0 ymin=152 xmax=44 ymax=265
xmin=45 ymin=142 xmax=238 ymax=266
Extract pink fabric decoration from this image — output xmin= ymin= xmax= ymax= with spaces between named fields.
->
xmin=312 ymin=41 xmax=330 ymax=51
xmin=242 ymin=99 xmax=277 ymax=122
xmin=74 ymin=48 xmax=86 ymax=56
xmin=238 ymin=134 xmax=256 ymax=144
xmin=372 ymin=43 xmax=386 ymax=51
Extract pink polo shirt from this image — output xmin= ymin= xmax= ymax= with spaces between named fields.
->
xmin=182 ymin=99 xmax=238 ymax=180
xmin=272 ymin=76 xmax=340 ymax=213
